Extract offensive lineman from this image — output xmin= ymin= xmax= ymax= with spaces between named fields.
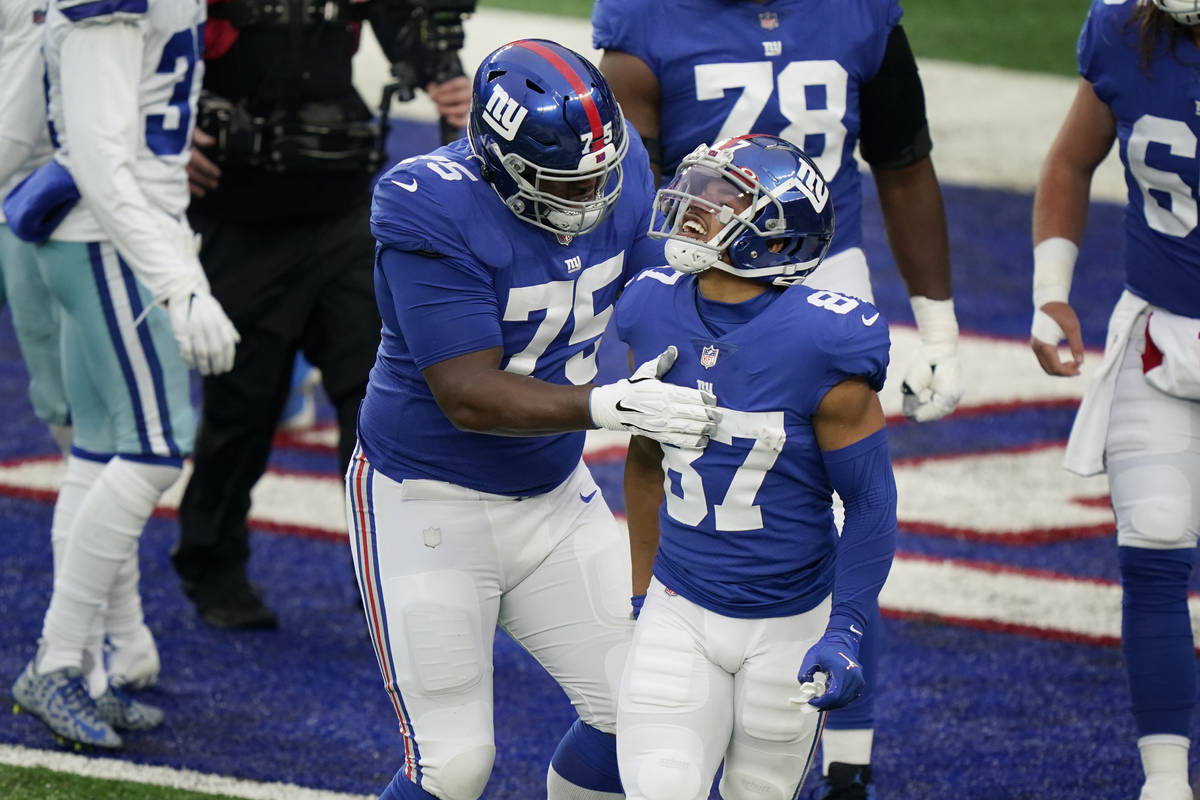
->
xmin=615 ymin=135 xmax=898 ymax=800
xmin=345 ymin=40 xmax=718 ymax=800
xmin=1031 ymin=1 xmax=1200 ymax=798
xmin=7 ymin=0 xmax=239 ymax=749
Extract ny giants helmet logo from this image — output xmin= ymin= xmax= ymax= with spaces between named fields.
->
xmin=482 ymin=84 xmax=529 ymax=142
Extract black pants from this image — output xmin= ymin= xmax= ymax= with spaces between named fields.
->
xmin=173 ymin=199 xmax=380 ymax=585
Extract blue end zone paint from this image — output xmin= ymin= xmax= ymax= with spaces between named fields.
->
xmin=0 ymin=119 xmax=1192 ymax=799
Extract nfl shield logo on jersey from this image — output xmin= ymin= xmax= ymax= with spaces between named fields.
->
xmin=758 ymin=11 xmax=779 ymax=30
xmin=700 ymin=345 xmax=720 ymax=369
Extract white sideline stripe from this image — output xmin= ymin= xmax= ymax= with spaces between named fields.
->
xmin=0 ymin=744 xmax=372 ymax=800
xmin=353 ymin=8 xmax=1126 ymax=202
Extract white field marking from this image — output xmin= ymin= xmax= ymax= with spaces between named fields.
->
xmin=0 ymin=744 xmax=372 ymax=800
xmin=893 ymin=444 xmax=1112 ymax=540
xmin=879 ymin=552 xmax=1200 ymax=650
xmin=354 ymin=8 xmax=1125 ymax=201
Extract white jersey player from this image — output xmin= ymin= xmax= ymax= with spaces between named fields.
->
xmin=7 ymin=0 xmax=239 ymax=750
xmin=0 ymin=0 xmax=69 ymax=451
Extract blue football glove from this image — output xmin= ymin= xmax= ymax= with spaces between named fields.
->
xmin=794 ymin=628 xmax=865 ymax=712
xmin=630 ymin=594 xmax=646 ymax=620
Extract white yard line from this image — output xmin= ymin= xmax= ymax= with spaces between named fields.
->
xmin=0 ymin=744 xmax=373 ymax=800
xmin=353 ymin=8 xmax=1126 ymax=202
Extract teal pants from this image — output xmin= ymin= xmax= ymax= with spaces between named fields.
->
xmin=35 ymin=239 xmax=194 ymax=459
xmin=0 ymin=223 xmax=69 ymax=426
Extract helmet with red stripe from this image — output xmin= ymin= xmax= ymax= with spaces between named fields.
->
xmin=468 ymin=39 xmax=629 ymax=241
xmin=651 ymin=134 xmax=835 ymax=286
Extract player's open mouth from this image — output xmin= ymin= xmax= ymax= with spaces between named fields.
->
xmin=681 ymin=215 xmax=708 ymax=239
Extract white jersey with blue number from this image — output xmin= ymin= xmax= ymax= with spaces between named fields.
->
xmin=1080 ymin=0 xmax=1200 ymax=316
xmin=615 ymin=270 xmax=890 ymax=618
xmin=44 ymin=0 xmax=204 ymax=243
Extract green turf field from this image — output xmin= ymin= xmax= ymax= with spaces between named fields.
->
xmin=0 ymin=763 xmax=247 ymax=800
xmin=480 ymin=0 xmax=1092 ymax=76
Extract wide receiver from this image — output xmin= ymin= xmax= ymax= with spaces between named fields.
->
xmin=614 ymin=134 xmax=898 ymax=800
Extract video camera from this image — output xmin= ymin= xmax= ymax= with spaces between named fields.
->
xmin=379 ymin=0 xmax=477 ymax=144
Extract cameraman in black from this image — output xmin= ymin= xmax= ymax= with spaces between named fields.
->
xmin=177 ymin=0 xmax=472 ymax=630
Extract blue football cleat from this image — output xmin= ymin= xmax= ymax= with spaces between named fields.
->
xmin=95 ymin=685 xmax=164 ymax=731
xmin=11 ymin=660 xmax=122 ymax=749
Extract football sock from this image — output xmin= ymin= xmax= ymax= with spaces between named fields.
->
xmin=38 ymin=458 xmax=180 ymax=675
xmin=379 ymin=771 xmax=439 ymax=800
xmin=50 ymin=454 xmax=105 ymax=572
xmin=1137 ymin=734 xmax=1190 ymax=796
xmin=821 ymin=728 xmax=874 ymax=772
xmin=547 ymin=720 xmax=623 ymax=800
xmin=1118 ymin=546 xmax=1194 ymax=738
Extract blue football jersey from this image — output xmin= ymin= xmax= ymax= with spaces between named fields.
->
xmin=615 ymin=269 xmax=890 ymax=618
xmin=358 ymin=131 xmax=663 ymax=496
xmin=1079 ymin=0 xmax=1200 ymax=316
xmin=592 ymin=0 xmax=901 ymax=256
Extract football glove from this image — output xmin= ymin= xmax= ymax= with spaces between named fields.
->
xmin=794 ymin=628 xmax=865 ymax=712
xmin=589 ymin=346 xmax=720 ymax=449
xmin=900 ymin=296 xmax=964 ymax=423
xmin=168 ymin=289 xmax=240 ymax=375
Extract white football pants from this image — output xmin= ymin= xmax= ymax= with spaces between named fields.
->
xmin=617 ymin=577 xmax=829 ymax=800
xmin=346 ymin=446 xmax=632 ymax=800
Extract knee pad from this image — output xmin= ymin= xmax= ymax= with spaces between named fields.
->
xmin=719 ymin=768 xmax=789 ymax=800
xmin=1110 ymin=458 xmax=1198 ymax=549
xmin=634 ymin=749 xmax=705 ymax=800
xmin=435 ymin=744 xmax=495 ymax=800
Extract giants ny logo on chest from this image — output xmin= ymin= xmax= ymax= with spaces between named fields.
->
xmin=565 ymin=256 xmax=583 ymax=273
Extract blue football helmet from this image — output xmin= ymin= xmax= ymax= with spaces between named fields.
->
xmin=650 ymin=134 xmax=835 ymax=286
xmin=1152 ymin=0 xmax=1200 ymax=25
xmin=468 ymin=39 xmax=629 ymax=241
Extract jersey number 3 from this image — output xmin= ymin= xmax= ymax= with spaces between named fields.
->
xmin=146 ymin=25 xmax=203 ymax=157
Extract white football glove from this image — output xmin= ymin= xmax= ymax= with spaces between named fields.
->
xmin=589 ymin=346 xmax=720 ymax=449
xmin=900 ymin=296 xmax=964 ymax=423
xmin=167 ymin=289 xmax=240 ymax=375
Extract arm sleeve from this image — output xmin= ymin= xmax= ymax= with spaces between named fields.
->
xmin=377 ymin=246 xmax=503 ymax=369
xmin=59 ymin=20 xmax=205 ymax=300
xmin=858 ymin=25 xmax=932 ymax=170
xmin=821 ymin=428 xmax=898 ymax=632
xmin=0 ymin=1 xmax=49 ymax=185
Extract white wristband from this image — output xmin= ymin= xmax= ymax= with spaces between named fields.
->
xmin=909 ymin=296 xmax=959 ymax=359
xmin=1032 ymin=237 xmax=1077 ymax=309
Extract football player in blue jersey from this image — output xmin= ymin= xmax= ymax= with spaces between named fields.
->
xmin=1031 ymin=2 xmax=1200 ymax=798
xmin=613 ymin=134 xmax=897 ymax=800
xmin=344 ymin=40 xmax=720 ymax=800
xmin=592 ymin=4 xmax=959 ymax=794
xmin=5 ymin=0 xmax=239 ymax=750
